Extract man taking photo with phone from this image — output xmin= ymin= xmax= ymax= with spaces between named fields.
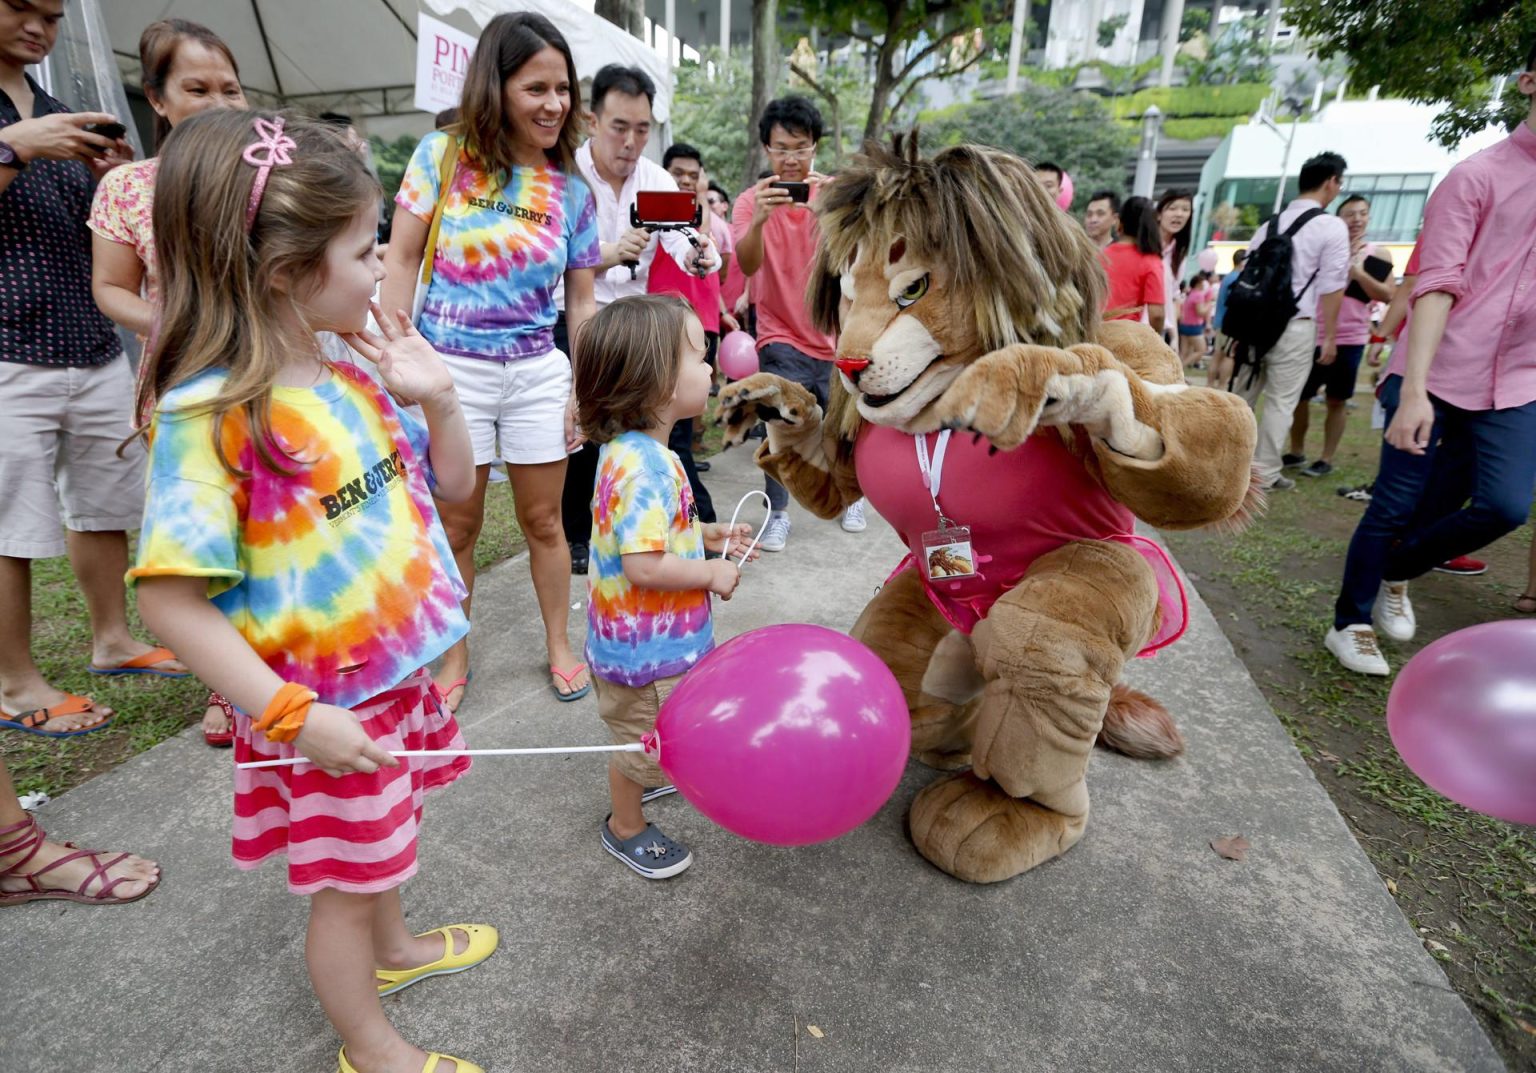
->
xmin=732 ymin=95 xmax=866 ymax=548
xmin=557 ymin=64 xmax=719 ymax=576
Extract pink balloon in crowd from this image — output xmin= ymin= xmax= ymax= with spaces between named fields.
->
xmin=1387 ymin=619 xmax=1536 ymax=825
xmin=717 ymin=330 xmax=759 ymax=381
xmin=1055 ymin=169 xmax=1074 ymax=210
xmin=646 ymin=624 xmax=911 ymax=846
xmin=1197 ymin=247 xmax=1219 ymax=273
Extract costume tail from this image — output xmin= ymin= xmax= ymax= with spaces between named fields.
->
xmin=1097 ymin=683 xmax=1185 ymax=759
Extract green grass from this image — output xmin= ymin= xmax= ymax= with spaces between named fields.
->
xmin=1162 ymin=397 xmax=1536 ymax=1062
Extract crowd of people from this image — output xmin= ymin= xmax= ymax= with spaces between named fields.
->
xmin=0 ymin=0 xmax=1532 ymax=1066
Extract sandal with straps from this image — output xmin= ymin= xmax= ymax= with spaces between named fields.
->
xmin=0 ymin=815 xmax=160 ymax=907
xmin=339 ymin=1046 xmax=484 ymax=1073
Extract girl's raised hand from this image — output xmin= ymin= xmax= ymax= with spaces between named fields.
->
xmin=294 ymin=703 xmax=399 ymax=778
xmin=342 ymin=304 xmax=456 ymax=408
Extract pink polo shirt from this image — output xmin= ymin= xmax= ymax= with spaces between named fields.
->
xmin=855 ymin=423 xmax=1186 ymax=655
xmin=1407 ymin=121 xmax=1536 ymax=411
xmin=730 ymin=185 xmax=836 ymax=360
xmin=1317 ymin=241 xmax=1381 ymax=346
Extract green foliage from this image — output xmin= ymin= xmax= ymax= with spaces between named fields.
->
xmin=1182 ymin=15 xmax=1274 ymax=86
xmin=1097 ymin=14 xmax=1129 ymax=50
xmin=921 ymin=83 xmax=1134 ymax=209
xmin=1179 ymin=8 xmax=1208 ymax=43
xmin=1288 ymin=0 xmax=1535 ymax=145
xmin=1110 ymin=82 xmax=1270 ymax=120
xmin=369 ymin=134 xmax=421 ymax=225
xmin=1161 ymin=116 xmax=1248 ymax=141
xmin=671 ymin=51 xmax=757 ymax=196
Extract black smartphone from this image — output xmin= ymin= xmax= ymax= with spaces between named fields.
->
xmin=83 ymin=121 xmax=127 ymax=141
xmin=770 ymin=180 xmax=810 ymax=203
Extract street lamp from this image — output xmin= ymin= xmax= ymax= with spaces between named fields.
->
xmin=1255 ymin=96 xmax=1305 ymax=214
xmin=1133 ymin=105 xmax=1162 ymax=198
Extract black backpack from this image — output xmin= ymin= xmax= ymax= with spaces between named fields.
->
xmin=1221 ymin=207 xmax=1326 ymax=358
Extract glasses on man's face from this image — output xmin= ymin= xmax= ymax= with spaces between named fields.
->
xmin=766 ymin=146 xmax=816 ymax=160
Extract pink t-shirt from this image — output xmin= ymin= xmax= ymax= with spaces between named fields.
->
xmin=854 ymin=423 xmax=1186 ymax=654
xmin=1180 ymin=284 xmax=1209 ymax=326
xmin=88 ymin=157 xmax=160 ymax=304
xmin=1317 ymin=242 xmax=1380 ymax=346
xmin=730 ymin=186 xmax=835 ymax=360
xmin=648 ymin=246 xmax=722 ymax=334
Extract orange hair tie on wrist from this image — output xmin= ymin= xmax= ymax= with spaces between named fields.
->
xmin=252 ymin=682 xmax=317 ymax=744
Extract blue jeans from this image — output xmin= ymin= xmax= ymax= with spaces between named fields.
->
xmin=1334 ymin=375 xmax=1536 ymax=627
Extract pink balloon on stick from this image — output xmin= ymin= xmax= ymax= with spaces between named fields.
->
xmin=645 ymin=624 xmax=911 ymax=845
xmin=717 ymin=331 xmax=759 ymax=380
xmin=1387 ymin=619 xmax=1536 ymax=825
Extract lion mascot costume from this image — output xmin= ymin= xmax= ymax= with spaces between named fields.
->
xmin=718 ymin=136 xmax=1258 ymax=884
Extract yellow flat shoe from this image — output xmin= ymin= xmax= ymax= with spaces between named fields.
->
xmin=375 ymin=923 xmax=499 ymax=997
xmin=338 ymin=1046 xmax=484 ymax=1073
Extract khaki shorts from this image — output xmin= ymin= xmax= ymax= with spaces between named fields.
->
xmin=0 ymin=357 xmax=145 ymax=559
xmin=595 ymin=672 xmax=682 ymax=786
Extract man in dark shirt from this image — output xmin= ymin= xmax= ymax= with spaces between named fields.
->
xmin=0 ymin=0 xmax=184 ymax=738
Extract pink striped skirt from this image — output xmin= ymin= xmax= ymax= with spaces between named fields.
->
xmin=231 ymin=669 xmax=470 ymax=895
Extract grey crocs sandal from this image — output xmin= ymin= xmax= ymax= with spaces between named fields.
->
xmin=601 ymin=816 xmax=692 ymax=879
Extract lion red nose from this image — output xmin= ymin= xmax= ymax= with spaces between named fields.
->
xmin=835 ymin=357 xmax=871 ymax=377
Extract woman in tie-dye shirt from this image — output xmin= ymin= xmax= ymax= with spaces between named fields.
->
xmin=382 ymin=12 xmax=602 ymax=713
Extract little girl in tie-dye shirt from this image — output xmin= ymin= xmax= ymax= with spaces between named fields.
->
xmin=127 ymin=111 xmax=495 ymax=1073
xmin=573 ymin=295 xmax=758 ymax=881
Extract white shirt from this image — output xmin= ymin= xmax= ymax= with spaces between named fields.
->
xmin=1245 ymin=196 xmax=1351 ymax=320
xmin=554 ymin=141 xmax=710 ymax=310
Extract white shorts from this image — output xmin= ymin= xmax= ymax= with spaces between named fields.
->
xmin=440 ymin=348 xmax=571 ymax=467
xmin=0 ymin=356 xmax=146 ymax=559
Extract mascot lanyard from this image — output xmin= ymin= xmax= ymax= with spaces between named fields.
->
xmin=914 ymin=431 xmax=978 ymax=582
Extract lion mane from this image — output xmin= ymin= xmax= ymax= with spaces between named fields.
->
xmin=808 ymin=132 xmax=1109 ymax=442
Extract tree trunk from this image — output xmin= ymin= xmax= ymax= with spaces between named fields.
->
xmin=594 ymin=0 xmax=644 ymax=39
xmin=863 ymin=3 xmax=903 ymax=146
xmin=745 ymin=0 xmax=778 ymax=189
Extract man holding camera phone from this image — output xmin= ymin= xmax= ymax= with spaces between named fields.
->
xmin=732 ymin=95 xmax=866 ymax=550
xmin=556 ymin=64 xmax=719 ymax=575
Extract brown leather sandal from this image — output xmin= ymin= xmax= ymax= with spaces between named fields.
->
xmin=0 ymin=816 xmax=160 ymax=906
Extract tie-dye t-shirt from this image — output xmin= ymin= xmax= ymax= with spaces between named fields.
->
xmin=586 ymin=431 xmax=713 ymax=687
xmin=129 ymin=363 xmax=469 ymax=710
xmin=396 ymin=132 xmax=602 ymax=361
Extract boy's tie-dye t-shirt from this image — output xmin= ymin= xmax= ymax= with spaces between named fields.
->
xmin=396 ymin=132 xmax=602 ymax=361
xmin=586 ymin=431 xmax=714 ymax=687
xmin=129 ymin=363 xmax=469 ymax=711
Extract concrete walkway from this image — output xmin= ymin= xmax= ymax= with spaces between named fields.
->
xmin=3 ymin=445 xmax=1502 ymax=1073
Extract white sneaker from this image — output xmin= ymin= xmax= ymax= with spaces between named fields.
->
xmin=841 ymin=499 xmax=868 ymax=533
xmin=759 ymin=511 xmax=792 ymax=552
xmin=1326 ymin=625 xmax=1390 ymax=676
xmin=1372 ymin=581 xmax=1416 ymax=642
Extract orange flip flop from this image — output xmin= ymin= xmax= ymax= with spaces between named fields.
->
xmin=0 ymin=694 xmax=112 ymax=738
xmin=88 ymin=645 xmax=188 ymax=678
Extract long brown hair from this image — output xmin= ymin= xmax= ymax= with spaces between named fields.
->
xmin=138 ymin=19 xmax=241 ymax=150
xmin=451 ymin=12 xmax=583 ymax=176
xmin=137 ymin=109 xmax=379 ymax=476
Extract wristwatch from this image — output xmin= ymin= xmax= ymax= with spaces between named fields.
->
xmin=0 ymin=141 xmax=24 ymax=170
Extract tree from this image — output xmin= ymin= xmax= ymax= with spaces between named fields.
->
xmin=593 ymin=0 xmax=643 ymax=39
xmin=1182 ymin=15 xmax=1273 ymax=86
xmin=369 ymin=134 xmax=420 ymax=226
xmin=1288 ymin=0 xmax=1536 ymax=146
xmin=922 ymin=83 xmax=1134 ymax=210
xmin=1097 ymin=14 xmax=1129 ymax=50
xmin=801 ymin=0 xmax=1012 ymax=144
xmin=672 ymin=51 xmax=757 ymax=196
xmin=786 ymin=46 xmax=875 ymax=168
xmin=746 ymin=0 xmax=779 ymax=188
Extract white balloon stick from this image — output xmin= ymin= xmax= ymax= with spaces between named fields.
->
xmin=237 ymin=742 xmax=644 ymax=770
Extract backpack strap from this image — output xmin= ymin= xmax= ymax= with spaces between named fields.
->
xmin=1282 ymin=206 xmax=1327 ymax=239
